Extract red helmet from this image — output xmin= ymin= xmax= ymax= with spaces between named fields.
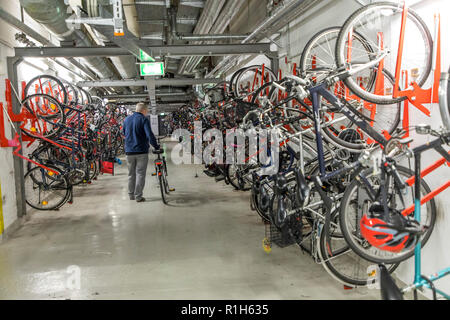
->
xmin=360 ymin=211 xmax=421 ymax=253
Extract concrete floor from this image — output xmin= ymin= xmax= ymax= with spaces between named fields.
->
xmin=0 ymin=141 xmax=379 ymax=299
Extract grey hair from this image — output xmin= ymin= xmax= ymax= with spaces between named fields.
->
xmin=136 ymin=102 xmax=148 ymax=113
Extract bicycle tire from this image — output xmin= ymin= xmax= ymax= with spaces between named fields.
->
xmin=158 ymin=169 xmax=168 ymax=204
xmin=24 ymin=74 xmax=68 ymax=105
xmin=234 ymin=65 xmax=277 ymax=99
xmin=339 ymin=165 xmax=436 ymax=264
xmin=21 ymin=94 xmax=66 ymax=139
xmin=24 ymin=165 xmax=70 ymax=210
xmin=335 ymin=2 xmax=433 ymax=105
xmin=318 ymin=213 xmax=400 ymax=287
xmin=300 ymin=26 xmax=375 ymax=87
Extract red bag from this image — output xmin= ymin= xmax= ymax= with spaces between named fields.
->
xmin=101 ymin=160 xmax=114 ymax=175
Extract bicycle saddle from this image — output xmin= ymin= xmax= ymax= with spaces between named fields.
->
xmin=379 ymin=264 xmax=404 ymax=300
xmin=153 ymin=149 xmax=164 ymax=154
xmin=274 ymin=173 xmax=288 ymax=195
xmin=259 ymin=184 xmax=270 ymax=212
xmin=294 ymin=168 xmax=310 ymax=206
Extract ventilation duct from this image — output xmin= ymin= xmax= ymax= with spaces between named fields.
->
xmin=177 ymin=0 xmax=226 ymax=74
xmin=19 ymin=0 xmax=121 ymax=84
xmin=183 ymin=0 xmax=245 ymax=74
xmin=80 ymin=0 xmax=141 ymax=92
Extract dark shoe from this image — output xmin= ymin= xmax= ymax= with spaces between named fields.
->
xmin=136 ymin=197 xmax=146 ymax=202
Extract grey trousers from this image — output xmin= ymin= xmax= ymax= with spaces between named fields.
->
xmin=126 ymin=153 xmax=149 ymax=199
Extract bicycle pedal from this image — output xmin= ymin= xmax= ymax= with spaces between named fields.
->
xmin=169 ymin=188 xmax=175 ymax=192
xmin=152 ymin=173 xmax=157 ymax=176
xmin=68 ymin=201 xmax=73 ymax=205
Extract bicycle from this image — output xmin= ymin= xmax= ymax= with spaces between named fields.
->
xmin=152 ymin=137 xmax=175 ymax=205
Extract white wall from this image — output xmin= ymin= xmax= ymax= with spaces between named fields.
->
xmin=275 ymin=0 xmax=450 ymax=298
xmin=390 ymin=0 xmax=450 ymax=299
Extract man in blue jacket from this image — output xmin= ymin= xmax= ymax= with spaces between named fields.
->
xmin=123 ymin=103 xmax=160 ymax=202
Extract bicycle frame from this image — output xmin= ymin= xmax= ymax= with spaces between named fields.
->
xmin=308 ymin=82 xmax=387 ymax=179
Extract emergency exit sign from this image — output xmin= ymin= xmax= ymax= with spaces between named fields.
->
xmin=140 ymin=62 xmax=165 ymax=76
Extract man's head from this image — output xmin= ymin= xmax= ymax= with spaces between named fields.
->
xmin=136 ymin=102 xmax=148 ymax=116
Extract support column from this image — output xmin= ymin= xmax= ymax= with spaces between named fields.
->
xmin=269 ymin=55 xmax=280 ymax=76
xmin=145 ymin=77 xmax=157 ymax=114
xmin=6 ymin=56 xmax=26 ymax=218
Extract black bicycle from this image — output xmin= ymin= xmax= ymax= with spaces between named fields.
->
xmin=152 ymin=138 xmax=175 ymax=204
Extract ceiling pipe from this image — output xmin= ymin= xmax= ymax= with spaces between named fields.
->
xmin=137 ymin=17 xmax=197 ymax=25
xmin=123 ymin=0 xmax=140 ymax=38
xmin=167 ymin=6 xmax=178 ymax=45
xmin=184 ymin=0 xmax=245 ymax=74
xmin=177 ymin=0 xmax=226 ymax=75
xmin=132 ymin=0 xmax=204 ymax=7
xmin=207 ymin=0 xmax=313 ymax=78
xmin=0 ymin=7 xmax=98 ymax=81
xmin=80 ymin=0 xmax=140 ymax=89
xmin=19 ymin=0 xmax=121 ymax=82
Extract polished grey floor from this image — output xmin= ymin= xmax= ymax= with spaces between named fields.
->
xmin=0 ymin=141 xmax=379 ymax=299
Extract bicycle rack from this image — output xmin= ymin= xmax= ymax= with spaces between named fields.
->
xmin=0 ymin=79 xmax=60 ymax=174
xmin=393 ymin=9 xmax=442 ymax=117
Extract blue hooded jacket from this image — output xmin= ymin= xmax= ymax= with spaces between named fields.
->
xmin=122 ymin=112 xmax=159 ymax=154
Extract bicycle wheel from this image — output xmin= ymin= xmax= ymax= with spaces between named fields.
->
xmin=339 ymin=166 xmax=436 ymax=264
xmin=320 ymin=70 xmax=401 ymax=152
xmin=21 ymin=94 xmax=65 ymax=139
xmin=227 ymin=164 xmax=252 ymax=191
xmin=78 ymin=87 xmax=93 ymax=105
xmin=159 ymin=174 xmax=167 ymax=204
xmin=27 ymin=144 xmax=71 ymax=172
xmin=62 ymin=80 xmax=79 ymax=105
xmin=300 ymin=27 xmax=374 ymax=85
xmin=335 ymin=2 xmax=433 ymax=105
xmin=318 ymin=212 xmax=399 ymax=287
xmin=89 ymin=159 xmax=99 ymax=181
xmin=233 ymin=65 xmax=277 ymax=100
xmin=251 ymin=180 xmax=273 ymax=222
xmin=24 ymin=75 xmax=68 ymax=105
xmin=24 ymin=165 xmax=70 ymax=210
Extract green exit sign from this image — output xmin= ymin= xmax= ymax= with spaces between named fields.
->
xmin=140 ymin=62 xmax=165 ymax=76
xmin=139 ymin=49 xmax=155 ymax=62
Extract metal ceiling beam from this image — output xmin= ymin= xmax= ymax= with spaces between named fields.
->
xmin=15 ymin=43 xmax=273 ymax=58
xmin=105 ymin=92 xmax=188 ymax=99
xmin=77 ymin=78 xmax=222 ymax=87
xmin=133 ymin=0 xmax=205 ymax=7
xmin=137 ymin=43 xmax=273 ymax=57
